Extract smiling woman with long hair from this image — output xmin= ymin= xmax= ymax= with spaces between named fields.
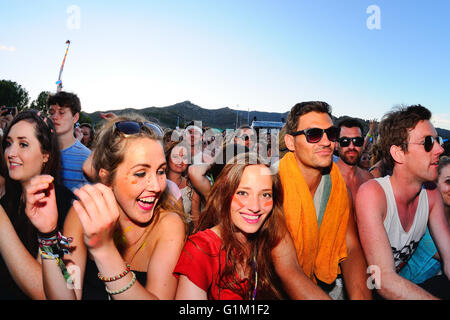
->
xmin=0 ymin=110 xmax=74 ymax=299
xmin=174 ymin=153 xmax=289 ymax=300
xmin=24 ymin=113 xmax=187 ymax=300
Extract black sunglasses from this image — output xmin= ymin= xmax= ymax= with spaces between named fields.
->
xmin=114 ymin=121 xmax=164 ymax=137
xmin=291 ymin=126 xmax=340 ymax=143
xmin=338 ymin=136 xmax=364 ymax=147
xmin=408 ymin=135 xmax=443 ymax=152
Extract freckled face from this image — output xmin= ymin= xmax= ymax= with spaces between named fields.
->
xmin=112 ymin=138 xmax=167 ymax=224
xmin=230 ymin=164 xmax=274 ymax=236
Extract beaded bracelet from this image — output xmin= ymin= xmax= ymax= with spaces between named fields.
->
xmin=98 ymin=264 xmax=131 ymax=282
xmin=105 ymin=271 xmax=136 ymax=296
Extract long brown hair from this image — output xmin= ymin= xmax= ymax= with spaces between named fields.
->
xmin=195 ymin=152 xmax=287 ymax=299
xmin=1 ymin=109 xmax=61 ymax=256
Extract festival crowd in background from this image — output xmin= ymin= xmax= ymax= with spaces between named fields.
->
xmin=0 ymin=91 xmax=449 ymax=300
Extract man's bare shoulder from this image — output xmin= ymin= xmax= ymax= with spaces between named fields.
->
xmin=424 ymin=186 xmax=445 ymax=213
xmin=355 ymin=179 xmax=387 ymax=216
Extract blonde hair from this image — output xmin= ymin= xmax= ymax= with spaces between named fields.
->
xmin=91 ymin=113 xmax=187 ymax=231
xmin=92 ymin=113 xmax=160 ymax=184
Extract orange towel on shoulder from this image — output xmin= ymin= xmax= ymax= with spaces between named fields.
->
xmin=279 ymin=152 xmax=349 ymax=284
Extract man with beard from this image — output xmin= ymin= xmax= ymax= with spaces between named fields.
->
xmin=279 ymin=101 xmax=372 ymax=299
xmin=335 ymin=117 xmax=373 ymax=201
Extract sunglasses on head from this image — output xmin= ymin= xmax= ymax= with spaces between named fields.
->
xmin=338 ymin=136 xmax=364 ymax=147
xmin=408 ymin=135 xmax=443 ymax=152
xmin=291 ymin=126 xmax=340 ymax=143
xmin=114 ymin=121 xmax=164 ymax=137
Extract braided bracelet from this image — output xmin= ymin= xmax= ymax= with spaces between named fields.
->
xmin=38 ymin=231 xmax=73 ymax=284
xmin=105 ymin=271 xmax=136 ymax=296
xmin=98 ymin=264 xmax=131 ymax=282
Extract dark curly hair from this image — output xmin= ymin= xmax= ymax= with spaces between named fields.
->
xmin=378 ymin=104 xmax=431 ymax=168
xmin=46 ymin=91 xmax=81 ymax=116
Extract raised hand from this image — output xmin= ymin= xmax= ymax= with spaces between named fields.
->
xmin=0 ymin=106 xmax=16 ymax=131
xmin=368 ymin=119 xmax=378 ymax=134
xmin=100 ymin=112 xmax=117 ymax=121
xmin=72 ymin=183 xmax=121 ymax=254
xmin=75 ymin=126 xmax=83 ymax=141
xmin=24 ymin=175 xmax=58 ymax=234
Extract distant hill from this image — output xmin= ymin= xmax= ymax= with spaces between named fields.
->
xmin=86 ymin=100 xmax=289 ymax=130
xmin=84 ymin=100 xmax=450 ymax=138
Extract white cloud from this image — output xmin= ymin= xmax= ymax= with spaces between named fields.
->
xmin=432 ymin=114 xmax=450 ymax=131
xmin=0 ymin=45 xmax=16 ymax=52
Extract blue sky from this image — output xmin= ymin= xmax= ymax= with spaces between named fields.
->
xmin=1 ymin=0 xmax=449 ymax=129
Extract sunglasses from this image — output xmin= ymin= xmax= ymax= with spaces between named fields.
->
xmin=338 ymin=136 xmax=364 ymax=147
xmin=291 ymin=126 xmax=340 ymax=143
xmin=408 ymin=135 xmax=443 ymax=152
xmin=114 ymin=121 xmax=164 ymax=137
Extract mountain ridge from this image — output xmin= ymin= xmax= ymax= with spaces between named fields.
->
xmin=84 ymin=100 xmax=450 ymax=138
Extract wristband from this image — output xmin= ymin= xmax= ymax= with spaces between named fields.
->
xmin=38 ymin=231 xmax=73 ymax=284
xmin=38 ymin=228 xmax=58 ymax=238
xmin=105 ymin=271 xmax=136 ymax=295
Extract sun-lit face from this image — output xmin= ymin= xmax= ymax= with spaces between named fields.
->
xmin=4 ymin=120 xmax=49 ymax=185
xmin=111 ymin=137 xmax=167 ymax=225
xmin=285 ymin=111 xmax=335 ymax=171
xmin=359 ymin=152 xmax=371 ymax=170
xmin=403 ymin=120 xmax=444 ymax=182
xmin=168 ymin=145 xmax=188 ymax=174
xmin=337 ymin=126 xmax=363 ymax=166
xmin=437 ymin=164 xmax=450 ymax=207
xmin=80 ymin=126 xmax=92 ymax=146
xmin=48 ymin=104 xmax=78 ymax=137
xmin=230 ymin=164 xmax=273 ymax=237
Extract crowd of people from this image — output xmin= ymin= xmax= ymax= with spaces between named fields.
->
xmin=0 ymin=93 xmax=449 ymax=300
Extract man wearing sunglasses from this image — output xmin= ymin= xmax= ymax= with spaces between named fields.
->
xmin=278 ymin=101 xmax=372 ymax=300
xmin=335 ymin=117 xmax=373 ymax=201
xmin=47 ymin=91 xmax=91 ymax=191
xmin=355 ymin=105 xmax=450 ymax=299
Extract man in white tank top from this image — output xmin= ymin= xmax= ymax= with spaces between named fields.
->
xmin=355 ymin=105 xmax=450 ymax=299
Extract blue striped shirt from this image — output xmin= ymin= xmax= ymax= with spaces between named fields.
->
xmin=61 ymin=140 xmax=91 ymax=191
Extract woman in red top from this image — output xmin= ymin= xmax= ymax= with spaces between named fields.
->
xmin=174 ymin=152 xmax=288 ymax=299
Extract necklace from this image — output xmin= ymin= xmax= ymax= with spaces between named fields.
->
xmin=115 ymin=224 xmax=152 ymax=267
xmin=129 ymin=225 xmax=153 ymax=266
xmin=250 ymin=253 xmax=258 ymax=300
xmin=176 ymin=177 xmax=184 ymax=189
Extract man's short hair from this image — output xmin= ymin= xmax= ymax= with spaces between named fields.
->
xmin=378 ymin=104 xmax=431 ymax=168
xmin=47 ymin=91 xmax=81 ymax=115
xmin=336 ymin=117 xmax=364 ymax=135
xmin=285 ymin=101 xmax=332 ymax=135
